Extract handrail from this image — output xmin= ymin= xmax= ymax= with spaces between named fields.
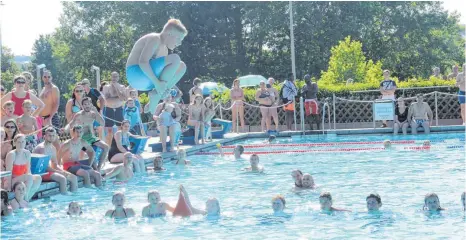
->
xmin=350 ymin=85 xmax=454 ymax=94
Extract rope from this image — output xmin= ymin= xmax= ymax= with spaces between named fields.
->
xmin=220 ymin=140 xmax=416 ymax=149
xmin=1 ymin=124 xmax=52 ymax=144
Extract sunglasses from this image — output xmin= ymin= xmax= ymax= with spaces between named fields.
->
xmin=43 ymin=76 xmax=51 ymax=79
xmin=126 ymin=108 xmax=136 ymax=112
xmin=75 ymin=90 xmax=84 ymax=93
xmin=4 ymin=125 xmax=16 ymax=129
xmin=15 ymin=81 xmax=26 ymax=84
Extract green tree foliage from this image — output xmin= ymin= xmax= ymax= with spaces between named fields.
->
xmin=1 ymin=46 xmax=20 ymax=90
xmin=27 ymin=1 xmax=464 ymax=104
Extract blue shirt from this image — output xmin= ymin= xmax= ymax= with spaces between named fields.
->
xmin=124 ymin=106 xmax=141 ymax=128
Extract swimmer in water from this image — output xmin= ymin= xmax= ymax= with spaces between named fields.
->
xmin=177 ymin=185 xmax=220 ymax=216
xmin=319 ymin=192 xmax=351 ymax=212
xmin=272 ymin=195 xmax=286 ymax=214
xmin=105 ymin=192 xmax=136 ymax=218
xmin=423 ymin=193 xmax=445 ymax=212
xmin=423 ymin=140 xmax=431 ymax=147
xmin=217 ymin=143 xmax=247 ymax=160
xmin=148 ymin=156 xmax=166 ymax=171
xmin=244 ymin=154 xmax=264 ymax=172
xmin=461 ymin=192 xmax=465 ymax=211
xmin=383 ymin=140 xmax=391 ymax=149
xmin=301 ymin=173 xmax=315 ymax=189
xmin=175 ymin=149 xmax=191 ymax=165
xmin=67 ymin=201 xmax=82 ymax=216
xmin=263 ymin=135 xmax=276 ymax=144
xmin=291 ymin=169 xmax=304 ymax=188
xmin=142 ymin=190 xmax=175 ymax=218
xmin=366 ymin=193 xmax=382 ymax=212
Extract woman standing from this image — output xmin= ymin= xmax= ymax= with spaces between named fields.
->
xmin=255 ymin=81 xmax=273 ymax=132
xmin=0 ymin=76 xmax=44 ymax=117
xmin=65 ymin=84 xmax=85 ymax=123
xmin=230 ymin=79 xmax=245 ymax=132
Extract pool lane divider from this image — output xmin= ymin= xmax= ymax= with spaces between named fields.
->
xmin=221 ymin=140 xmax=417 ymax=148
xmin=197 ymin=145 xmax=464 ymax=155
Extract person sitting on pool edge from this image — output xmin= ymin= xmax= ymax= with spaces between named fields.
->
xmin=319 ymin=192 xmax=350 ymax=212
xmin=272 ymin=195 xmax=286 ymax=214
xmin=407 ymin=94 xmax=433 ymax=134
xmin=175 ymin=149 xmax=191 ymax=165
xmin=142 ymin=190 xmax=175 ymax=218
xmin=126 ymin=19 xmax=188 ymax=114
xmin=172 ymin=185 xmax=220 ymax=217
xmin=423 ymin=193 xmax=445 ymax=212
xmin=105 ymin=192 xmax=136 ymax=219
xmin=244 ymin=154 xmax=263 ymax=172
xmin=67 ymin=201 xmax=83 ymax=216
xmin=366 ymin=193 xmax=382 ymax=212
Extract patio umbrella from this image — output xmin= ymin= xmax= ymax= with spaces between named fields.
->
xmin=238 ymin=75 xmax=267 ymax=87
xmin=199 ymin=82 xmax=227 ymax=96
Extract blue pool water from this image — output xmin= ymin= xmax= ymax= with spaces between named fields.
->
xmin=2 ymin=132 xmax=465 ymax=239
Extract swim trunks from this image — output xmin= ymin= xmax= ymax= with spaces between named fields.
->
xmin=126 ymin=57 xmax=166 ymax=91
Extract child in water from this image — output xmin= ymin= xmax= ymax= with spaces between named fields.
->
xmin=67 ymin=201 xmax=83 ymax=216
xmin=383 ymin=140 xmax=391 ymax=150
xmin=423 ymin=193 xmax=445 ymax=212
xmin=366 ymin=193 xmax=382 ymax=212
xmin=301 ymin=173 xmax=316 ymax=189
xmin=244 ymin=154 xmax=264 ymax=172
xmin=175 ymin=149 xmax=191 ymax=165
xmin=142 ymin=190 xmax=175 ymax=217
xmin=272 ymin=195 xmax=286 ymax=214
xmin=319 ymin=192 xmax=350 ymax=212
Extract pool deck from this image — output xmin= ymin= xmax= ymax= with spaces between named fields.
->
xmin=5 ymin=125 xmax=464 ymax=200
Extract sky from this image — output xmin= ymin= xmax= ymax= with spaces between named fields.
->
xmin=1 ymin=0 xmax=465 ymax=56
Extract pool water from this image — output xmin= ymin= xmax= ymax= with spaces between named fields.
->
xmin=2 ymin=133 xmax=465 ymax=239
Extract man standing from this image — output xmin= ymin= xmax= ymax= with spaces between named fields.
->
xmin=447 ymin=65 xmax=459 ymax=80
xmin=102 ymin=72 xmax=127 ymax=145
xmin=379 ymin=70 xmax=397 ymax=128
xmin=431 ymin=67 xmax=446 ymax=80
xmin=456 ymin=64 xmax=466 ymax=125
xmin=302 ymin=74 xmax=320 ymax=130
xmin=82 ymin=78 xmax=106 ymax=140
xmin=39 ymin=70 xmax=61 ymax=129
xmin=281 ymin=73 xmax=298 ymax=131
xmin=66 ymin=97 xmax=109 ymax=171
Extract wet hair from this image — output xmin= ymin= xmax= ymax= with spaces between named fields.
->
xmin=163 ymin=18 xmax=188 ymax=35
xmin=250 ymin=154 xmax=259 ymax=161
xmin=193 ymin=78 xmax=201 ymax=86
xmin=81 ymin=97 xmax=91 ymax=105
xmin=272 ymin=195 xmax=286 ymax=206
xmin=1 ymin=189 xmax=9 ymax=207
xmin=235 ymin=145 xmax=244 ymax=154
xmin=268 ymin=135 xmax=276 ymax=142
xmin=12 ymin=181 xmax=26 ymax=192
xmin=147 ymin=190 xmax=159 ymax=200
xmin=67 ymin=201 xmax=83 ymax=215
xmin=22 ymin=99 xmax=32 ymax=107
xmin=206 ymin=198 xmax=220 ymax=215
xmin=423 ymin=193 xmax=443 ymax=210
xmin=319 ymin=192 xmax=332 ymax=201
xmin=3 ymin=120 xmax=18 ymax=142
xmin=366 ymin=193 xmax=382 ymax=204
xmin=112 ymin=192 xmax=125 ymax=203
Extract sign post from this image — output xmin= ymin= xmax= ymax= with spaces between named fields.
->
xmin=373 ymin=100 xmax=395 ymax=129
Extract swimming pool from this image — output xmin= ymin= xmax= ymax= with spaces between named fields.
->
xmin=2 ymin=132 xmax=465 ymax=239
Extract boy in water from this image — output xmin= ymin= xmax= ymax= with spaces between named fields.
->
xmin=244 ymin=154 xmax=264 ymax=172
xmin=301 ymin=173 xmax=315 ymax=189
xmin=17 ymin=100 xmax=39 ymax=151
xmin=423 ymin=193 xmax=445 ymax=212
xmin=319 ymin=192 xmax=351 ymax=212
xmin=141 ymin=190 xmax=175 ymax=217
xmin=272 ymin=195 xmax=286 ymax=214
xmin=1 ymin=101 xmax=18 ymax=126
xmin=67 ymin=201 xmax=83 ymax=216
xmin=366 ymin=193 xmax=382 ymax=212
xmin=151 ymin=156 xmax=166 ymax=171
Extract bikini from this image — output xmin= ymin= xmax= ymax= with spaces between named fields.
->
xmin=110 ymin=208 xmax=128 ymax=218
xmin=231 ymin=89 xmax=244 ymax=106
xmin=72 ymin=99 xmax=81 ymax=113
xmin=258 ymin=90 xmax=272 ymax=107
xmin=12 ymin=197 xmax=26 ymax=209
xmin=12 ymin=151 xmax=28 ymax=178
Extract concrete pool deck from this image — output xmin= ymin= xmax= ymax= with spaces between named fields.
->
xmin=5 ymin=124 xmax=464 ymax=199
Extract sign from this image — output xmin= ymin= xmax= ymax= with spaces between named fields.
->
xmin=373 ymin=101 xmax=395 ymax=121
